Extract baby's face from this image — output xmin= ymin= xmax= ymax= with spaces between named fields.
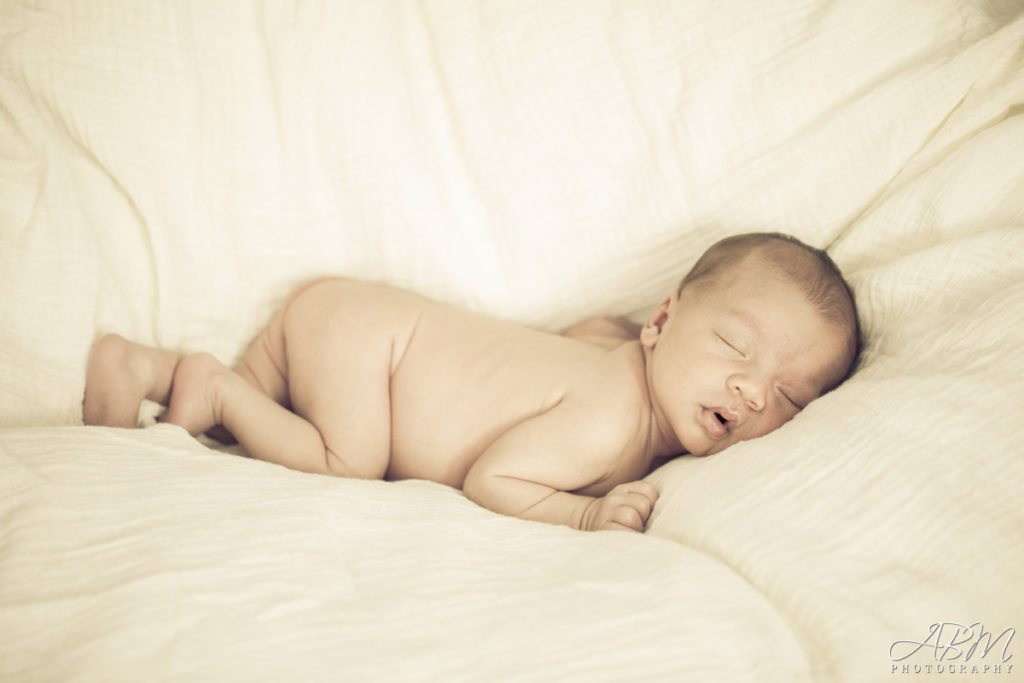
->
xmin=644 ymin=257 xmax=851 ymax=457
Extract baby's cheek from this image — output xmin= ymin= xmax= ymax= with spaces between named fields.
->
xmin=749 ymin=410 xmax=794 ymax=440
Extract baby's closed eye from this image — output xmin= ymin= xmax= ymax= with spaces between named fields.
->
xmin=777 ymin=386 xmax=805 ymax=410
xmin=716 ymin=334 xmax=746 ymax=359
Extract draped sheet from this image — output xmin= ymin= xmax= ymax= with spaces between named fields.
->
xmin=2 ymin=1 xmax=1022 ymax=680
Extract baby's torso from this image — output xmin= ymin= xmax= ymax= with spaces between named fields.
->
xmin=284 ymin=278 xmax=653 ymax=490
xmin=386 ymin=293 xmax=640 ymax=488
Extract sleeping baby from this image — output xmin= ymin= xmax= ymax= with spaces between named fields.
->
xmin=83 ymin=232 xmax=860 ymax=533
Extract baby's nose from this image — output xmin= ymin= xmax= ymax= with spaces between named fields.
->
xmin=728 ymin=374 xmax=766 ymax=413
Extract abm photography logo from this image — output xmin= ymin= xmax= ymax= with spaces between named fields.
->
xmin=890 ymin=622 xmax=1014 ymax=676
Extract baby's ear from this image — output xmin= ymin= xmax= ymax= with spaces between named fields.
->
xmin=640 ymin=291 xmax=678 ymax=347
xmin=639 ymin=322 xmax=660 ymax=347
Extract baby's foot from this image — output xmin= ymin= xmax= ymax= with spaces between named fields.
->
xmin=160 ymin=352 xmax=230 ymax=437
xmin=84 ymin=334 xmax=166 ymax=428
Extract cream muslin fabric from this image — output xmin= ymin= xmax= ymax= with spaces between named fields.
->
xmin=1 ymin=1 xmax=1021 ymax=680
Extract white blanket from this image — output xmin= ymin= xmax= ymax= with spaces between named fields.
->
xmin=2 ymin=0 xmax=1022 ymax=680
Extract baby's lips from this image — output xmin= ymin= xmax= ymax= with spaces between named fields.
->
xmin=720 ymin=404 xmax=742 ymax=425
xmin=700 ymin=407 xmax=728 ymax=439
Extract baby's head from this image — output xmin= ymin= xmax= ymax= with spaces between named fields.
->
xmin=678 ymin=233 xmax=862 ymax=377
xmin=641 ymin=232 xmax=861 ymax=456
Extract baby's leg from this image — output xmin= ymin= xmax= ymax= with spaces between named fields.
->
xmin=84 ymin=334 xmax=180 ymax=427
xmin=160 ymin=351 xmax=337 ymax=476
xmin=227 ymin=278 xmax=333 ymax=411
xmin=276 ymin=280 xmax=394 ymax=478
xmin=164 ymin=279 xmax=394 ymax=479
xmin=83 ymin=326 xmax=284 ymax=432
xmin=202 ymin=278 xmax=330 ymax=442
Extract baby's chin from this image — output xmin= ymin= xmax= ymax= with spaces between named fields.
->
xmin=684 ymin=429 xmax=747 ymax=457
xmin=678 ymin=435 xmax=721 ymax=458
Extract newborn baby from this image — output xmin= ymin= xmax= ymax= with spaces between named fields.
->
xmin=84 ymin=232 xmax=860 ymax=533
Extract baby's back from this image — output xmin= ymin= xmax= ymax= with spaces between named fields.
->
xmin=387 ymin=288 xmax=623 ymax=486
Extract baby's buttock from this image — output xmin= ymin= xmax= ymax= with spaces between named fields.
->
xmin=279 ymin=277 xmax=427 ymax=371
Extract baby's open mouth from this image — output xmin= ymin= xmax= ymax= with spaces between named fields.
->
xmin=701 ymin=407 xmax=731 ymax=439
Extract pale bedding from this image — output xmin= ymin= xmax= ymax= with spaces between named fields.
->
xmin=1 ymin=1 xmax=1022 ymax=681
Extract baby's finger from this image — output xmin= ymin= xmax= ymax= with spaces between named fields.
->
xmin=630 ymin=480 xmax=659 ymax=503
xmin=621 ymin=490 xmax=654 ymax=520
xmin=614 ymin=479 xmax=656 ymax=500
xmin=621 ymin=482 xmax=658 ymax=512
xmin=607 ymin=504 xmax=644 ymax=532
xmin=611 ymin=480 xmax=658 ymax=501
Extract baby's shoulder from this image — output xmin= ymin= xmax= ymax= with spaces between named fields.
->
xmin=556 ymin=380 xmax=653 ymax=494
xmin=566 ymin=353 xmax=651 ymax=453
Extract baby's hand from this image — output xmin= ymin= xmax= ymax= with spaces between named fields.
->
xmin=582 ymin=481 xmax=659 ymax=532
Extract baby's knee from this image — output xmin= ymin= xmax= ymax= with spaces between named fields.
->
xmin=323 ymin=445 xmax=389 ymax=480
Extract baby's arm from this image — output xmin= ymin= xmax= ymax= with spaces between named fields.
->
xmin=462 ymin=401 xmax=658 ymax=532
xmin=562 ymin=316 xmax=641 ymax=350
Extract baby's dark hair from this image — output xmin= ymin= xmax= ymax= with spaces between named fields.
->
xmin=679 ymin=232 xmax=863 ymax=388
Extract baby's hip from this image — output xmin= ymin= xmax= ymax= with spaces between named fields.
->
xmin=278 ymin=277 xmax=426 ymax=374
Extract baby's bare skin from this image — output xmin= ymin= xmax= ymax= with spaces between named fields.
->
xmin=268 ymin=278 xmax=658 ymax=500
xmin=84 ymin=240 xmax=856 ymax=533
xmin=86 ymin=279 xmax=663 ymax=531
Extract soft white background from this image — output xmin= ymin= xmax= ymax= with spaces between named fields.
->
xmin=1 ymin=1 xmax=1022 ymax=680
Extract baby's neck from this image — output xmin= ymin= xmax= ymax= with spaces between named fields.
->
xmin=626 ymin=341 xmax=685 ymax=462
